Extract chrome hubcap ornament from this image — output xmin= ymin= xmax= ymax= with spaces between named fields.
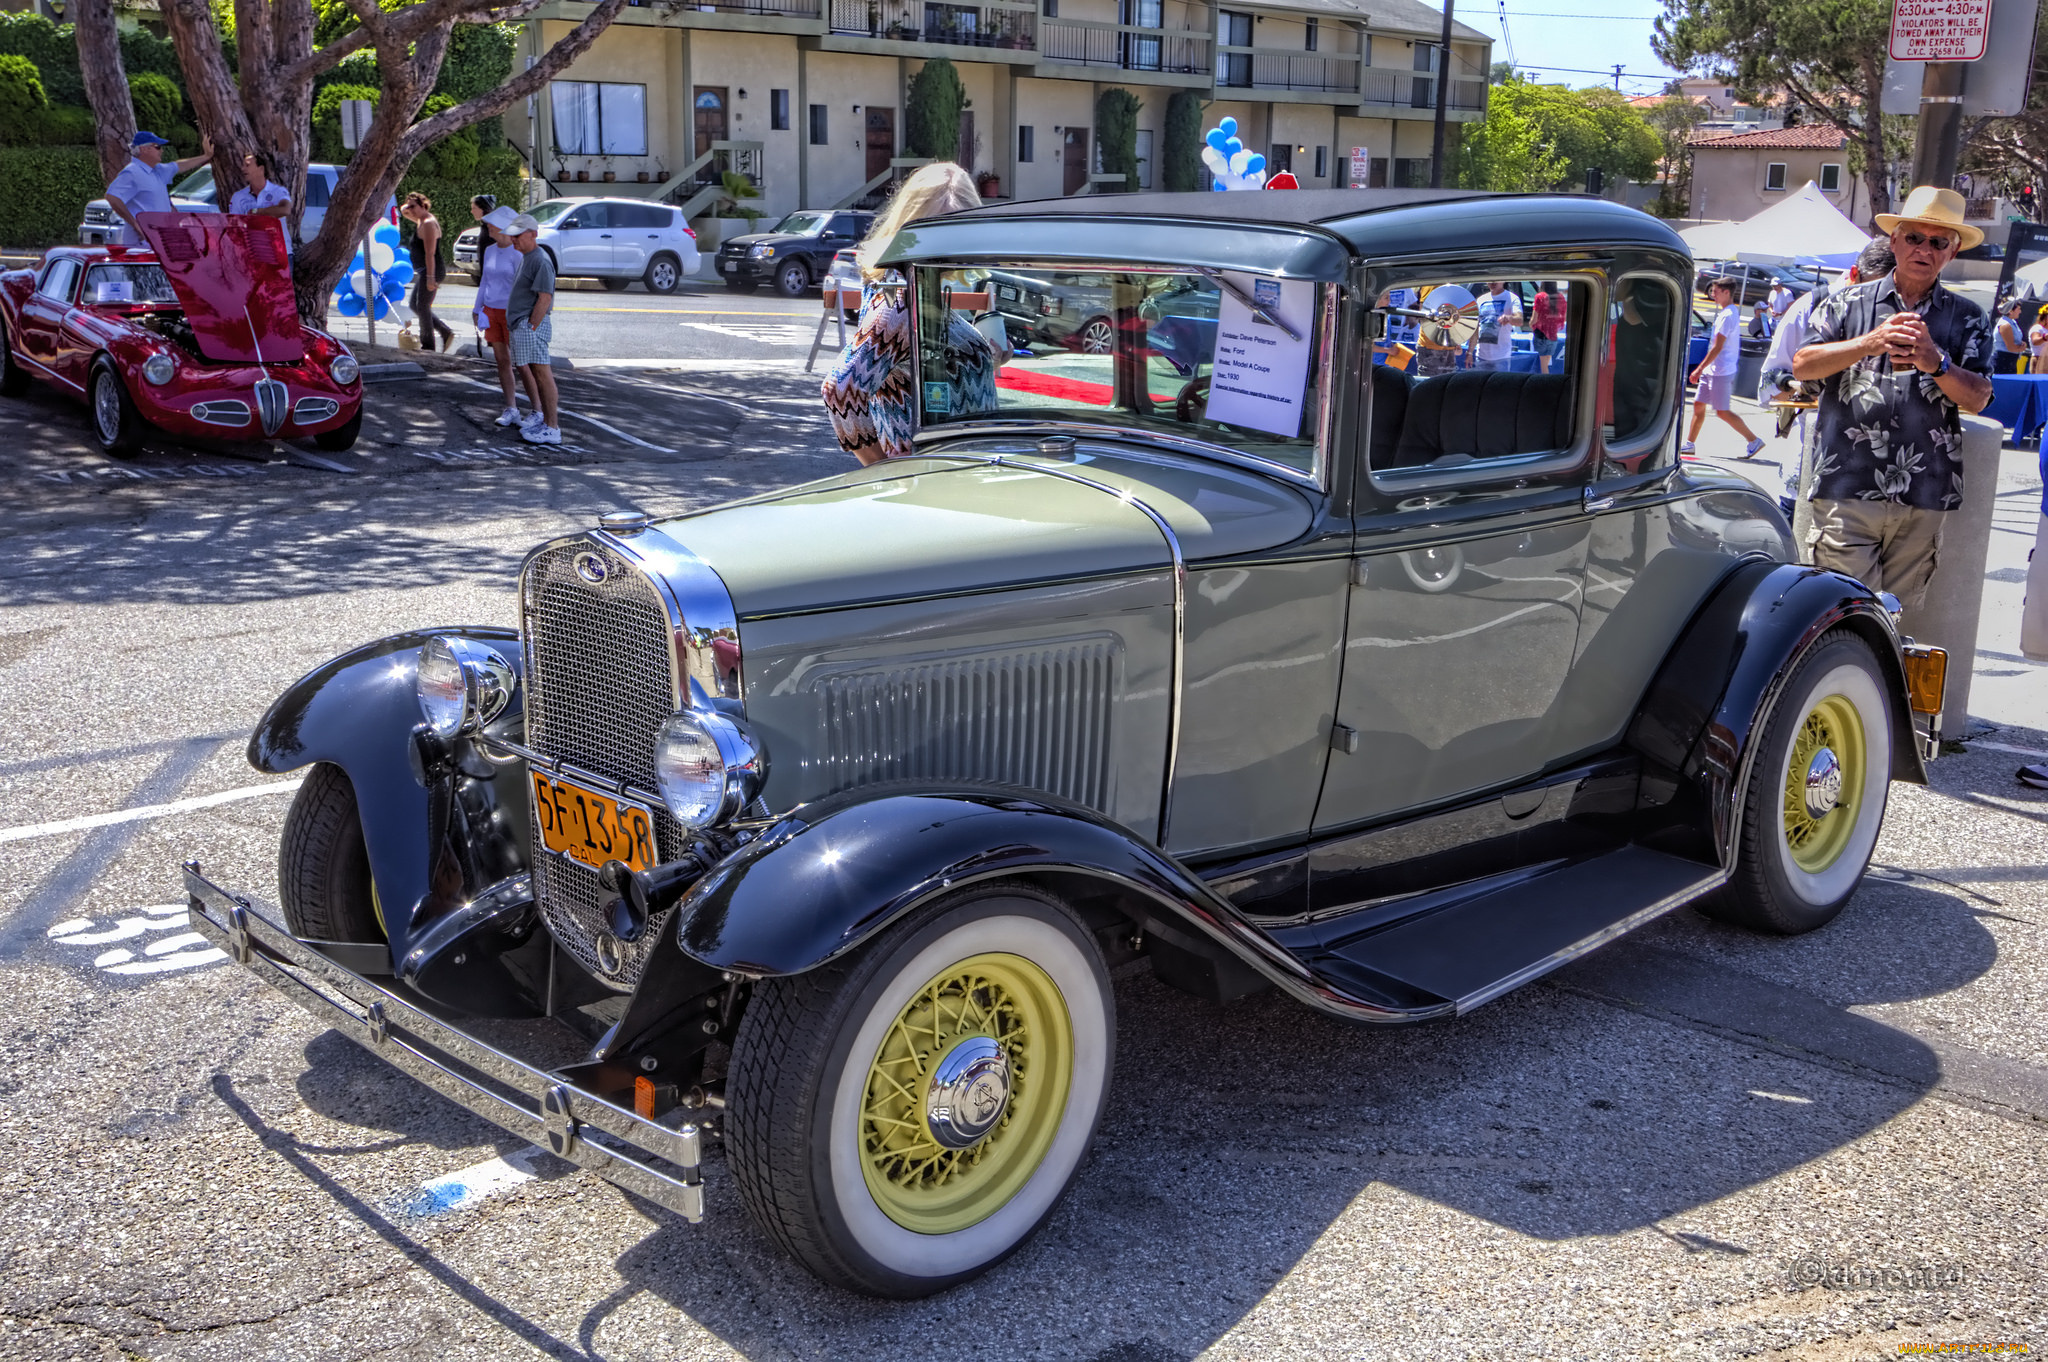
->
xmin=924 ymin=1035 xmax=1012 ymax=1150
xmin=1804 ymin=747 xmax=1843 ymax=819
xmin=94 ymin=376 xmax=119 ymax=440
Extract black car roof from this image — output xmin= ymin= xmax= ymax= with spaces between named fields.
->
xmin=884 ymin=190 xmax=1688 ymax=280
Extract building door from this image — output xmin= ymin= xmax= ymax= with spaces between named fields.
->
xmin=957 ymin=110 xmax=975 ymax=171
xmin=866 ymin=107 xmax=895 ymax=184
xmin=694 ymin=87 xmax=727 ymax=185
xmin=1063 ymin=127 xmax=1088 ymax=195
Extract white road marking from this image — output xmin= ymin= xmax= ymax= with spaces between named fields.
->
xmin=558 ymin=409 xmax=676 ymax=455
xmin=678 ymin=320 xmax=819 ymax=348
xmin=0 ymin=778 xmax=303 ymax=845
xmin=52 ymin=903 xmax=225 ymax=977
xmin=402 ymin=1146 xmax=549 ymax=1215
xmin=1972 ymin=740 xmax=2048 ymax=761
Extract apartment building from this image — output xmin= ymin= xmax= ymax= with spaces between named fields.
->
xmin=509 ymin=0 xmax=1487 ymax=223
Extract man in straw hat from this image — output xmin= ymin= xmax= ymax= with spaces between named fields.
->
xmin=1792 ymin=186 xmax=1993 ymax=610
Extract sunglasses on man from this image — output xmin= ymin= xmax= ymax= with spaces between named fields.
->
xmin=1898 ymin=229 xmax=1955 ymax=252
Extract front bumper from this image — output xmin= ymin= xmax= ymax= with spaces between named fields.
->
xmin=717 ymin=255 xmax=778 ymax=282
xmin=182 ymin=863 xmax=707 ymax=1221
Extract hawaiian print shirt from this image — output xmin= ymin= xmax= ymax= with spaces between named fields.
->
xmin=1804 ymin=272 xmax=1991 ymax=511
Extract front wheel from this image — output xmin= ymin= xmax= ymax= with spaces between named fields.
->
xmin=1704 ymin=630 xmax=1893 ymax=934
xmin=278 ymin=762 xmax=385 ymax=944
xmin=0 ymin=315 xmax=27 ymax=397
xmin=726 ymin=882 xmax=1113 ymax=1297
xmin=88 ymin=358 xmax=147 ymax=457
xmin=313 ymin=408 xmax=362 ymax=451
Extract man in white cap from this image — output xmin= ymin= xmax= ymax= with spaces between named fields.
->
xmin=104 ymin=129 xmax=214 ymax=247
xmin=1792 ymin=186 xmax=1994 ymax=610
xmin=505 ymin=213 xmax=561 ymax=445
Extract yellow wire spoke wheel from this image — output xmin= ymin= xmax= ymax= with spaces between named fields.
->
xmin=1781 ymin=691 xmax=1867 ymax=874
xmin=858 ymin=952 xmax=1073 ymax=1235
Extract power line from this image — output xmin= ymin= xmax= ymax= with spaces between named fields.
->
xmin=1496 ymin=0 xmax=1517 ymax=69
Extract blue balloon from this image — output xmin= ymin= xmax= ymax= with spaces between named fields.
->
xmin=381 ymin=276 xmax=407 ymax=303
xmin=334 ymin=278 xmax=358 ymax=299
xmin=372 ymin=221 xmax=401 ymax=246
xmin=335 ymin=292 xmax=365 ymax=317
xmin=1246 ymin=153 xmax=1266 ymax=177
xmin=347 ymin=251 xmax=366 ymax=274
xmin=1224 ymin=138 xmax=1243 ymax=157
xmin=371 ymin=294 xmax=391 ymax=321
xmin=384 ymin=258 xmax=414 ymax=286
xmin=1205 ymin=128 xmax=1228 ymax=151
xmin=1210 ymin=181 xmax=1228 ymax=191
xmin=1218 ymin=116 xmax=1237 ymax=137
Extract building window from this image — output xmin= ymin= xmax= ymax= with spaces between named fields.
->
xmin=1819 ymin=162 xmax=1842 ymax=192
xmin=1414 ymin=41 xmax=1437 ymax=72
xmin=1314 ymin=145 xmax=1328 ymax=179
xmin=1305 ymin=16 xmax=1317 ymax=50
xmin=1765 ymin=161 xmax=1787 ymax=191
xmin=771 ymin=89 xmax=790 ymax=131
xmin=1042 ymin=0 xmax=1055 ymax=13
xmin=809 ymin=103 xmax=829 ymax=146
xmin=549 ymin=81 xmax=648 ymax=156
xmin=1018 ymin=125 xmax=1035 ymax=162
xmin=1135 ymin=128 xmax=1153 ymax=188
xmin=1219 ymin=10 xmax=1252 ymax=86
xmin=1362 ymin=34 xmax=1372 ymax=65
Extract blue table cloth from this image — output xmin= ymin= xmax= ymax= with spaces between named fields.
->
xmin=1986 ymin=374 xmax=2048 ymax=443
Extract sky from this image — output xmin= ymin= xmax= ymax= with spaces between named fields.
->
xmin=1450 ymin=0 xmax=1689 ymax=96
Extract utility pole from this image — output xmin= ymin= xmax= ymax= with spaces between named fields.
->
xmin=1429 ymin=0 xmax=1453 ymax=187
xmin=1909 ymin=60 xmax=1965 ymax=190
xmin=1612 ymin=64 xmax=1623 ymax=90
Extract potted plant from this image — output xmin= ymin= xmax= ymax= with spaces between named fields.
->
xmin=575 ymin=159 xmax=590 ymax=182
xmin=719 ymin=169 xmax=767 ymax=229
xmin=601 ymin=153 xmax=616 ymax=182
xmin=977 ymin=171 xmax=1000 ymax=198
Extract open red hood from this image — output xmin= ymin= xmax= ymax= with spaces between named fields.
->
xmin=136 ymin=211 xmax=303 ymax=364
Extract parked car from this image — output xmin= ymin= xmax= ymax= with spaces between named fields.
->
xmin=2 ymin=216 xmax=362 ymax=455
xmin=451 ymin=197 xmax=699 ymax=295
xmin=715 ymin=210 xmax=873 ymax=296
xmin=1693 ymin=260 xmax=1819 ymax=306
xmin=182 ymin=190 xmax=1947 ymax=1301
xmin=79 ymin=163 xmax=388 ymax=247
xmin=824 ymin=246 xmax=862 ymax=320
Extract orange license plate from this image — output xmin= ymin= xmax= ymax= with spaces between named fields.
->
xmin=531 ymin=770 xmax=657 ymax=875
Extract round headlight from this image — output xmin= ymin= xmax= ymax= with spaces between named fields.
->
xmin=415 ymin=637 xmax=469 ymax=741
xmin=415 ymin=636 xmax=515 ymax=742
xmin=749 ymin=243 xmax=774 ymax=258
xmin=653 ymin=710 xmax=763 ymax=828
xmin=329 ymin=353 xmax=360 ymax=386
xmin=142 ymin=352 xmax=175 ymax=386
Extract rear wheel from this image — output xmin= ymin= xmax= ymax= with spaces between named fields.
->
xmin=278 ymin=762 xmax=385 ymax=943
xmin=313 ymin=408 xmax=362 ymax=452
xmin=1076 ymin=318 xmax=1115 ymax=354
xmin=0 ymin=315 xmax=27 ymax=397
xmin=88 ymin=357 xmax=147 ymax=458
xmin=1703 ymin=630 xmax=1893 ymax=934
xmin=644 ymin=254 xmax=682 ymax=295
xmin=726 ymin=882 xmax=1113 ymax=1297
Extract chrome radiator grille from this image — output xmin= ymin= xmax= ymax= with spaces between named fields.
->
xmin=809 ymin=640 xmax=1119 ymax=813
xmin=520 ymin=540 xmax=682 ymax=989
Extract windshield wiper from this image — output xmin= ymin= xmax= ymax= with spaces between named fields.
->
xmin=1194 ymin=266 xmax=1301 ymax=341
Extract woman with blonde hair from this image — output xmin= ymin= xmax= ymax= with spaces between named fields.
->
xmin=821 ymin=163 xmax=1003 ymax=464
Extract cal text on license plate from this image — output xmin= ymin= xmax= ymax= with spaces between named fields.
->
xmin=530 ymin=770 xmax=657 ymax=874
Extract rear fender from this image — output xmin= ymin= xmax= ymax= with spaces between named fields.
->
xmin=672 ymin=790 xmax=1448 ymax=1022
xmin=1628 ymin=562 xmax=1923 ymax=867
xmin=247 ymin=628 xmax=526 ymax=963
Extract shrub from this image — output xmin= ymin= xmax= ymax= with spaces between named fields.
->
xmin=904 ymin=58 xmax=964 ymax=162
xmin=22 ymin=104 xmax=96 ymax=147
xmin=0 ymin=13 xmax=80 ymax=106
xmin=130 ymin=72 xmax=183 ymax=138
xmin=0 ymin=146 xmax=108 ymax=248
xmin=1163 ymin=89 xmax=1204 ymax=192
xmin=1094 ymin=88 xmax=1140 ymax=193
xmin=0 ymin=53 xmax=47 ymax=145
xmin=413 ymin=93 xmax=480 ymax=182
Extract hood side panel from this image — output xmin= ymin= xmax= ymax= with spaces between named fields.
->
xmin=138 ymin=212 xmax=304 ymax=365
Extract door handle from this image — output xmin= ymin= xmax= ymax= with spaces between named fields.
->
xmin=600 ymin=233 xmax=612 ymax=238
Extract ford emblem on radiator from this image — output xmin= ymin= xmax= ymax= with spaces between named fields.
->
xmin=573 ymin=551 xmax=610 ymax=585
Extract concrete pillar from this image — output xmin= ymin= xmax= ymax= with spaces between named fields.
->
xmin=1899 ymin=413 xmax=2003 ymax=741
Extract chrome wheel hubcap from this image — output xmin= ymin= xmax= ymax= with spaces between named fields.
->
xmin=1082 ymin=324 xmax=1112 ymax=353
xmin=654 ymin=264 xmax=675 ymax=289
xmin=924 ymin=1035 xmax=1012 ymax=1150
xmin=94 ymin=376 xmax=119 ymax=441
xmin=1804 ymin=747 xmax=1843 ymax=819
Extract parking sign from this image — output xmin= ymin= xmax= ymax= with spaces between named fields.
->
xmin=1889 ymin=0 xmax=1991 ymax=61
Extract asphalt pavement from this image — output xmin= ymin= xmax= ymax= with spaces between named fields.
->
xmin=1 ymin=352 xmax=2046 ymax=1359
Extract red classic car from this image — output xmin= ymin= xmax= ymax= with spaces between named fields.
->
xmin=0 ymin=212 xmax=362 ymax=456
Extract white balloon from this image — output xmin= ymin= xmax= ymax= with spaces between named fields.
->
xmin=368 ymin=242 xmax=396 ymax=272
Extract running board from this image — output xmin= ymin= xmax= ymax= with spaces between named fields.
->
xmin=1303 ymin=846 xmax=1727 ymax=1015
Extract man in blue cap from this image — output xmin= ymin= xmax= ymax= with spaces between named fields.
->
xmin=104 ymin=129 xmax=214 ymax=247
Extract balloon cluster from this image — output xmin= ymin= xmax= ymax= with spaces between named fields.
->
xmin=1202 ymin=118 xmax=1267 ymax=192
xmin=332 ymin=219 xmax=413 ymax=320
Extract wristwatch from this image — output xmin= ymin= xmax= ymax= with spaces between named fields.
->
xmin=1930 ymin=354 xmax=1951 ymax=378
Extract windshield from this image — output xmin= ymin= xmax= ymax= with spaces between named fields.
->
xmin=529 ymin=200 xmax=576 ymax=225
xmin=83 ymin=262 xmax=180 ymax=307
xmin=773 ymin=212 xmax=828 ymax=235
xmin=170 ymin=166 xmax=216 ymax=204
xmin=917 ymin=265 xmax=1324 ymax=478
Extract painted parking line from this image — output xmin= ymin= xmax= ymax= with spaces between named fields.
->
xmin=1972 ymin=740 xmax=2048 ymax=761
xmin=47 ymin=902 xmax=226 ymax=976
xmin=400 ymin=1146 xmax=554 ymax=1216
xmin=0 ymin=778 xmax=304 ymax=845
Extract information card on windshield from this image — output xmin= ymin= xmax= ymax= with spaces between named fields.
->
xmin=1204 ymin=273 xmax=1315 ymax=438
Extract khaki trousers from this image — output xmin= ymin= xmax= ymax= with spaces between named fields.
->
xmin=1807 ymin=499 xmax=1948 ymax=610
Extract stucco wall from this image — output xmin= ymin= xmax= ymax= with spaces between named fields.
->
xmin=1690 ymin=145 xmax=1865 ymax=226
xmin=801 ymin=52 xmax=907 ymax=210
xmin=689 ymin=31 xmax=805 ymax=218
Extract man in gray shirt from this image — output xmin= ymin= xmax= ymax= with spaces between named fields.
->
xmin=506 ymin=214 xmax=561 ymax=446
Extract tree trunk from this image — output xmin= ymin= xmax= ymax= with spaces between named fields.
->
xmin=158 ymin=0 xmax=257 ymax=197
xmin=70 ymin=0 xmax=136 ymax=183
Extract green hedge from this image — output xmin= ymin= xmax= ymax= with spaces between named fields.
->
xmin=0 ymin=146 xmax=107 ymax=249
xmin=1163 ymin=89 xmax=1204 ymax=192
xmin=0 ymin=13 xmax=181 ymax=110
xmin=1094 ymin=88 xmax=1140 ymax=194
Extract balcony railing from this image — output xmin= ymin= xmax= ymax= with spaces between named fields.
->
xmin=827 ymin=0 xmax=1036 ymax=47
xmin=1223 ymin=49 xmax=1359 ymax=93
xmin=1039 ymin=18 xmax=1210 ymax=73
xmin=631 ymin=0 xmax=819 ymax=12
xmin=1362 ymin=70 xmax=1485 ymax=111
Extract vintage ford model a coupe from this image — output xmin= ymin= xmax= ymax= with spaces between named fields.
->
xmin=183 ymin=190 xmax=1946 ymax=1298
xmin=0 ymin=213 xmax=362 ymax=456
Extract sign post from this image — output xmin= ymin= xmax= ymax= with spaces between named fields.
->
xmin=1349 ymin=146 xmax=1371 ymax=189
xmin=1890 ymin=0 xmax=1991 ymax=191
xmin=339 ymin=99 xmax=378 ymax=348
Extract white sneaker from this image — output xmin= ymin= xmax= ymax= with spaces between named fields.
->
xmin=520 ymin=410 xmax=546 ymax=432
xmin=1745 ymin=437 xmax=1766 ymax=457
xmin=522 ymin=424 xmax=562 ymax=446
xmin=1679 ymin=442 xmax=1697 ymax=455
xmin=494 ymin=408 xmax=523 ymax=427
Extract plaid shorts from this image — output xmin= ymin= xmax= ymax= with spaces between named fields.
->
xmin=510 ymin=317 xmax=552 ymax=368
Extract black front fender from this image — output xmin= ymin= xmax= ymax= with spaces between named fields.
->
xmin=671 ymin=790 xmax=1439 ymax=1022
xmin=248 ymin=628 xmax=525 ymax=963
xmin=1629 ymin=562 xmax=1923 ymax=865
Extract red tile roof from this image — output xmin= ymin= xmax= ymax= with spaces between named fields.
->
xmin=1688 ymin=125 xmax=1847 ymax=150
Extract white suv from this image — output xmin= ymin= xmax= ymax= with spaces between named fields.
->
xmin=453 ymin=197 xmax=700 ymax=295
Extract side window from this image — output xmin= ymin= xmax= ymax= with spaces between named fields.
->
xmin=563 ymin=202 xmax=610 ymax=230
xmin=37 ymin=259 xmax=79 ymax=302
xmin=827 ymin=214 xmax=860 ymax=238
xmin=1603 ymin=275 xmax=1681 ymax=467
xmin=622 ymin=203 xmax=667 ymax=229
xmin=1366 ymin=278 xmax=1585 ymax=479
xmin=303 ymin=172 xmax=331 ymax=208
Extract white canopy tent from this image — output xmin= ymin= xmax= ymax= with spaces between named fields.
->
xmin=1680 ymin=181 xmax=1873 ymax=270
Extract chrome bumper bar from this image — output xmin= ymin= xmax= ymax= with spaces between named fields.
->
xmin=182 ymin=862 xmax=705 ymax=1222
